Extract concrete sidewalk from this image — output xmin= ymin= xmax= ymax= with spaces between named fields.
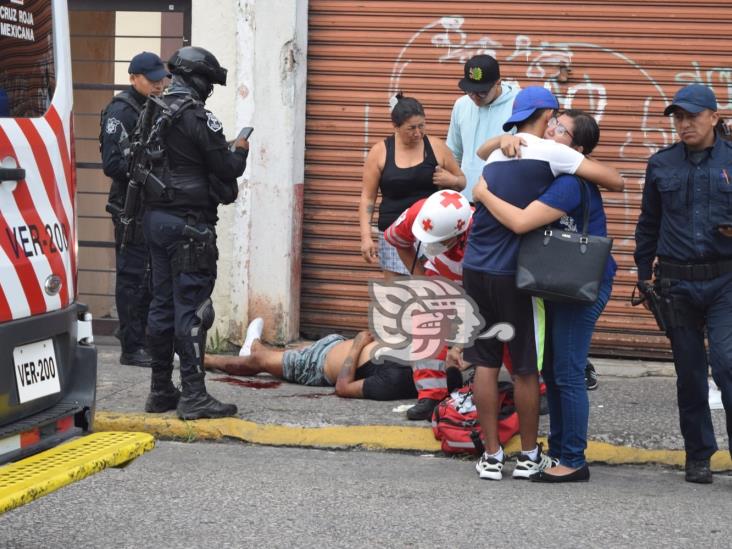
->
xmin=93 ymin=338 xmax=732 ymax=471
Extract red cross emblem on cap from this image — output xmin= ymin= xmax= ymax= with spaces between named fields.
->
xmin=422 ymin=218 xmax=433 ymax=232
xmin=456 ymin=219 xmax=466 ymax=231
xmin=440 ymin=191 xmax=462 ymax=209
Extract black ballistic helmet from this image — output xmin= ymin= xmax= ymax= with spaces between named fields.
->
xmin=168 ymin=46 xmax=228 ymax=86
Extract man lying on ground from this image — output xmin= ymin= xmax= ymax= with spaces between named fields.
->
xmin=204 ymin=319 xmax=417 ymax=401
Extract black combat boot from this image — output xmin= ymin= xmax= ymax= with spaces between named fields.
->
xmin=685 ymin=457 xmax=712 ymax=484
xmin=121 ymin=348 xmax=153 ymax=367
xmin=144 ymin=333 xmax=181 ymax=413
xmin=407 ymin=398 xmax=440 ymax=421
xmin=175 ymin=335 xmax=237 ymax=420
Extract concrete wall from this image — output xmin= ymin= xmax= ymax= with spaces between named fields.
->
xmin=191 ymin=0 xmax=308 ymax=346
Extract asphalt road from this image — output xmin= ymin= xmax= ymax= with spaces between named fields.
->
xmin=2 ymin=441 xmax=731 ymax=548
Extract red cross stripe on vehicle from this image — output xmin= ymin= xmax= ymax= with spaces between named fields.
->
xmin=456 ymin=219 xmax=466 ymax=231
xmin=440 ymin=191 xmax=462 ymax=209
xmin=422 ymin=218 xmax=434 ymax=232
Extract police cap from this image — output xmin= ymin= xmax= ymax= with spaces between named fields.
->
xmin=128 ymin=51 xmax=170 ymax=81
xmin=663 ymin=84 xmax=718 ymax=116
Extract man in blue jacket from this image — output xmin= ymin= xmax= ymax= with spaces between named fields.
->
xmin=635 ymin=84 xmax=732 ymax=484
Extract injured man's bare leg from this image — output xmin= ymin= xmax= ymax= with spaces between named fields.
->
xmin=203 ymin=338 xmax=377 ymax=381
xmin=204 ymin=339 xmax=285 ymax=377
xmin=202 ymin=321 xmax=416 ymax=400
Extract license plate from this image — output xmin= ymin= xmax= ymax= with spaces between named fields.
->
xmin=13 ymin=339 xmax=60 ymax=403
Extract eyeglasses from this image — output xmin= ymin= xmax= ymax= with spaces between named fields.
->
xmin=548 ymin=116 xmax=574 ymax=138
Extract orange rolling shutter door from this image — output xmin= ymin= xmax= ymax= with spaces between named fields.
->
xmin=303 ymin=1 xmax=732 ymax=358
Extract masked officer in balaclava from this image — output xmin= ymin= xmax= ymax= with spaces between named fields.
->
xmin=142 ymin=46 xmax=250 ymax=419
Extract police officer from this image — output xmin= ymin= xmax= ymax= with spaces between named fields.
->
xmin=100 ymin=52 xmax=169 ymax=367
xmin=635 ymin=84 xmax=732 ymax=484
xmin=142 ymin=46 xmax=249 ymax=419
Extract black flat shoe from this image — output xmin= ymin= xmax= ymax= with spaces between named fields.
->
xmin=529 ymin=464 xmax=590 ymax=483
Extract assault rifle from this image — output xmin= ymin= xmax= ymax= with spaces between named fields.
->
xmin=118 ymin=95 xmax=169 ymax=252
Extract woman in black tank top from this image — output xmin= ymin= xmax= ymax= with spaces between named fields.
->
xmin=359 ymin=94 xmax=466 ymax=280
xmin=379 ymin=134 xmax=437 ymax=230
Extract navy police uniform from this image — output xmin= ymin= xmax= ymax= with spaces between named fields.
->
xmin=142 ymin=60 xmax=247 ymax=419
xmin=635 ymin=135 xmax=732 ymax=463
xmin=100 ymin=85 xmax=152 ymax=362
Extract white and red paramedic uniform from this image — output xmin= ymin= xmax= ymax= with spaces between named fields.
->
xmin=384 ymin=197 xmax=475 ymax=401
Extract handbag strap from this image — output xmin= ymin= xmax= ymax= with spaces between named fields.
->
xmin=410 ymin=241 xmax=422 ymax=274
xmin=576 ymin=177 xmax=590 ymax=238
xmin=538 ymin=177 xmax=591 ymax=239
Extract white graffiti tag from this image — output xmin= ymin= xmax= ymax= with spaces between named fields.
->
xmin=619 ymin=96 xmax=671 ymax=159
xmin=676 ymin=61 xmax=732 ymax=110
xmin=431 ymin=16 xmax=502 ymax=64
xmin=507 ymin=35 xmax=573 ymax=80
xmin=389 ymin=16 xmax=502 ymax=95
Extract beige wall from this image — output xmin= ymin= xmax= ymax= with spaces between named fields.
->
xmin=191 ymin=0 xmax=309 ymax=345
xmin=113 ymin=13 xmax=162 ymax=85
xmin=190 ymin=0 xmax=242 ymax=342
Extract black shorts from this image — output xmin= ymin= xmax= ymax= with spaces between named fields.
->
xmin=356 ymin=360 xmax=418 ymax=401
xmin=462 ymin=268 xmax=547 ymax=376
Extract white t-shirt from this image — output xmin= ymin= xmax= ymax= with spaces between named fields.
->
xmin=485 ymin=132 xmax=584 ymax=176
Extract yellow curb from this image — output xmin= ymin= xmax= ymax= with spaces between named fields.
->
xmin=585 ymin=439 xmax=732 ymax=471
xmin=95 ymin=412 xmax=732 ymax=470
xmin=95 ymin=411 xmax=441 ymax=452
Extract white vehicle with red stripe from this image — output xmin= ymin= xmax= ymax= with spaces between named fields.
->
xmin=0 ymin=0 xmax=96 ymax=464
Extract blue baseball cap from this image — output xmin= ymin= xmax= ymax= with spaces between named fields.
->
xmin=128 ymin=51 xmax=170 ymax=81
xmin=502 ymin=86 xmax=559 ymax=131
xmin=663 ymin=84 xmax=717 ymax=116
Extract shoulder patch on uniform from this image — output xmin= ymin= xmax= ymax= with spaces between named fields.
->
xmin=105 ymin=117 xmax=121 ymax=135
xmin=206 ymin=112 xmax=223 ymax=132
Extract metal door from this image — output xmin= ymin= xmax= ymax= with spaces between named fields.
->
xmin=303 ymin=0 xmax=732 ymax=358
xmin=68 ymin=0 xmax=190 ymax=334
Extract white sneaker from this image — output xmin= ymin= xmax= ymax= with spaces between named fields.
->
xmin=513 ymin=444 xmax=553 ymax=479
xmin=475 ymin=452 xmax=505 ymax=481
xmin=239 ymin=317 xmax=264 ymax=357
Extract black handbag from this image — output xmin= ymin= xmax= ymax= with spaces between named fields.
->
xmin=515 ymin=178 xmax=612 ymax=304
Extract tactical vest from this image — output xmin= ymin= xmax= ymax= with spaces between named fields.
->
xmin=135 ymin=94 xmax=204 ymax=210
